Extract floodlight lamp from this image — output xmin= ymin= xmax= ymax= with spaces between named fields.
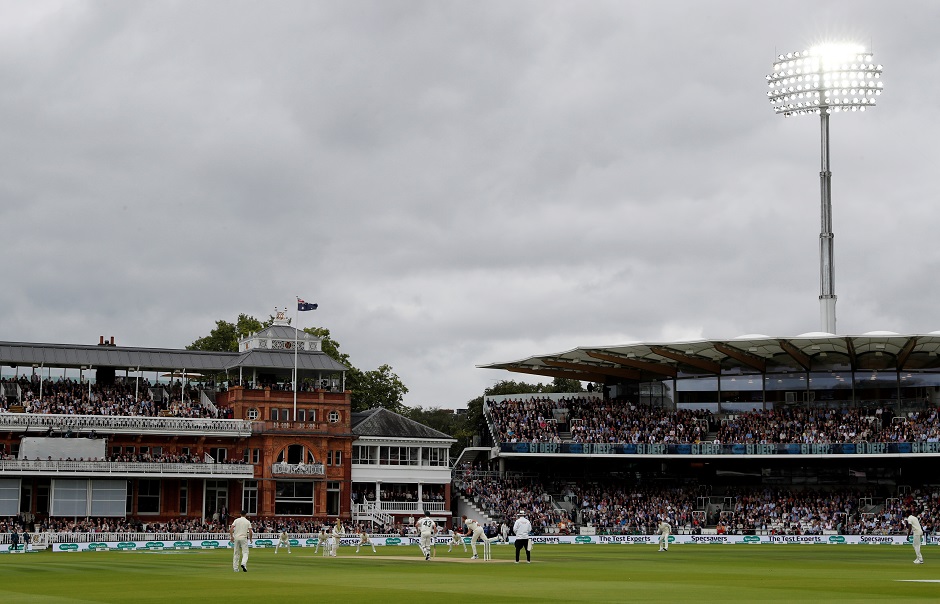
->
xmin=766 ymin=43 xmax=882 ymax=115
xmin=810 ymin=42 xmax=865 ymax=63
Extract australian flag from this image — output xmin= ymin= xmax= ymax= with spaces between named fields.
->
xmin=298 ymin=299 xmax=318 ymax=312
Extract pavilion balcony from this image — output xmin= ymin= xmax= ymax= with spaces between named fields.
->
xmin=0 ymin=413 xmax=254 ymax=437
xmin=0 ymin=459 xmax=256 ymax=478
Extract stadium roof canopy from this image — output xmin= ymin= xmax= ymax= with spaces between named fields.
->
xmin=477 ymin=332 xmax=940 ymax=383
xmin=0 ymin=340 xmax=347 ymax=374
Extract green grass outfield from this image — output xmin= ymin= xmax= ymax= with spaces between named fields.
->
xmin=2 ymin=544 xmax=938 ymax=603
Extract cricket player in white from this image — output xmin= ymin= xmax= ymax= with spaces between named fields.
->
xmin=447 ymin=528 xmax=467 ymax=553
xmin=356 ymin=530 xmax=376 ymax=553
xmin=275 ymin=529 xmax=291 ymax=554
xmin=316 ymin=527 xmax=329 ymax=556
xmin=500 ymin=522 xmax=510 ymax=544
xmin=230 ymin=511 xmax=252 ymax=572
xmin=461 ymin=515 xmax=498 ymax=559
xmin=416 ymin=513 xmax=437 ymax=561
xmin=657 ymin=518 xmax=671 ymax=552
xmin=905 ymin=510 xmax=925 ymax=564
xmin=330 ymin=519 xmax=345 ymax=557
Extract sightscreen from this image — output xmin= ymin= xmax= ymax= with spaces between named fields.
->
xmin=51 ymin=479 xmax=127 ymax=517
xmin=0 ymin=478 xmax=20 ymax=515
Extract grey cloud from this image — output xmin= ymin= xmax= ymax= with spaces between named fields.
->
xmin=2 ymin=1 xmax=939 ymax=408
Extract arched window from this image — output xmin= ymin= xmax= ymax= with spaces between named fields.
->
xmin=276 ymin=445 xmax=319 ymax=465
xmin=286 ymin=444 xmax=304 ymax=465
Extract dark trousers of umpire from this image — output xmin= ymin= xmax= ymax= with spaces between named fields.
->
xmin=514 ymin=538 xmax=530 ymax=562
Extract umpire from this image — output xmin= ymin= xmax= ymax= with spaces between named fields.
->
xmin=512 ymin=510 xmax=532 ymax=564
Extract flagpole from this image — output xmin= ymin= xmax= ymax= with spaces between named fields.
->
xmin=293 ymin=300 xmax=299 ymax=421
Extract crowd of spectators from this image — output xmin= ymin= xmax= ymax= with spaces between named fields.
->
xmin=486 ymin=396 xmax=564 ymax=443
xmin=567 ymin=402 xmax=712 ymax=444
xmin=454 ymin=467 xmax=938 ymax=537
xmin=105 ymin=451 xmax=205 ymax=464
xmin=486 ymin=396 xmax=714 ymax=444
xmin=3 ymin=482 xmax=936 ymax=538
xmin=2 ymin=451 xmax=244 ymax=464
xmin=454 ymin=465 xmax=573 ymax=535
xmin=717 ymin=407 xmax=940 ymax=444
xmin=485 ymin=397 xmax=940 ymax=445
xmin=714 ymin=486 xmax=940 ymax=536
xmin=2 ymin=376 xmax=214 ymax=419
xmin=350 ymin=487 xmax=446 ymax=505
xmin=1 ymin=514 xmax=433 ymax=538
xmin=716 ymin=487 xmax=864 ymax=534
xmin=575 ymin=484 xmax=701 ymax=534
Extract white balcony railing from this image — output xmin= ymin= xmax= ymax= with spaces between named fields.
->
xmin=0 ymin=459 xmax=255 ymax=477
xmin=200 ymin=391 xmax=219 ymax=417
xmin=0 ymin=413 xmax=253 ymax=437
xmin=351 ymin=501 xmax=446 ymax=515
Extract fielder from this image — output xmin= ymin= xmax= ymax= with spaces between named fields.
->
xmin=230 ymin=510 xmax=253 ymax=572
xmin=905 ymin=509 xmax=925 ymax=564
xmin=275 ymin=529 xmax=291 ymax=554
xmin=657 ymin=517 xmax=671 ymax=552
xmin=416 ymin=512 xmax=437 ymax=561
xmin=447 ymin=528 xmax=467 ymax=553
xmin=461 ymin=515 xmax=498 ymax=559
xmin=356 ymin=530 xmax=376 ymax=554
xmin=500 ymin=521 xmax=510 ymax=544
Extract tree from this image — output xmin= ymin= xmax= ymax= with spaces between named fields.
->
xmin=406 ymin=406 xmax=462 ymax=435
xmin=547 ymin=377 xmax=585 ymax=393
xmin=187 ymin=314 xmax=267 ymax=352
xmin=483 ymin=379 xmax=546 ymax=397
xmin=406 ymin=404 xmax=480 ymax=457
xmin=348 ymin=364 xmax=408 ymax=414
xmin=458 ymin=378 xmax=584 ymax=450
xmin=480 ymin=378 xmax=584 ymax=396
xmin=461 ymin=380 xmax=545 ymax=447
xmin=188 ymin=314 xmax=414 ymax=417
xmin=302 ymin=327 xmax=350 ymax=367
xmin=462 ymin=396 xmax=486 ymax=447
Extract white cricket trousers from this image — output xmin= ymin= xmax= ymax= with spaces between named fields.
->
xmin=912 ymin=532 xmax=923 ymax=561
xmin=233 ymin=537 xmax=250 ymax=570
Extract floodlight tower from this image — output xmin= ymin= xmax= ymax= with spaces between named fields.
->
xmin=766 ymin=44 xmax=883 ymax=334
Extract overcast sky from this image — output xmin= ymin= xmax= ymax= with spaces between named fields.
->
xmin=2 ymin=1 xmax=938 ymax=409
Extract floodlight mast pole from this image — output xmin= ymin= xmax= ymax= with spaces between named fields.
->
xmin=766 ymin=45 xmax=882 ymax=335
xmin=819 ymin=106 xmax=836 ymax=334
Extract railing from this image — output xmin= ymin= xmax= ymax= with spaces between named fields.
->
xmin=453 ymin=469 xmax=502 ymax=482
xmin=221 ymin=388 xmax=348 ymax=403
xmin=0 ymin=459 xmax=255 ymax=477
xmin=351 ymin=504 xmax=395 ymax=528
xmin=351 ymin=501 xmax=446 ymax=515
xmin=498 ymin=441 xmax=940 ymax=456
xmin=200 ymin=391 xmax=219 ymax=418
xmin=254 ymin=420 xmax=336 ymax=434
xmin=0 ymin=413 xmax=253 ymax=436
xmin=271 ymin=462 xmax=325 ymax=476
